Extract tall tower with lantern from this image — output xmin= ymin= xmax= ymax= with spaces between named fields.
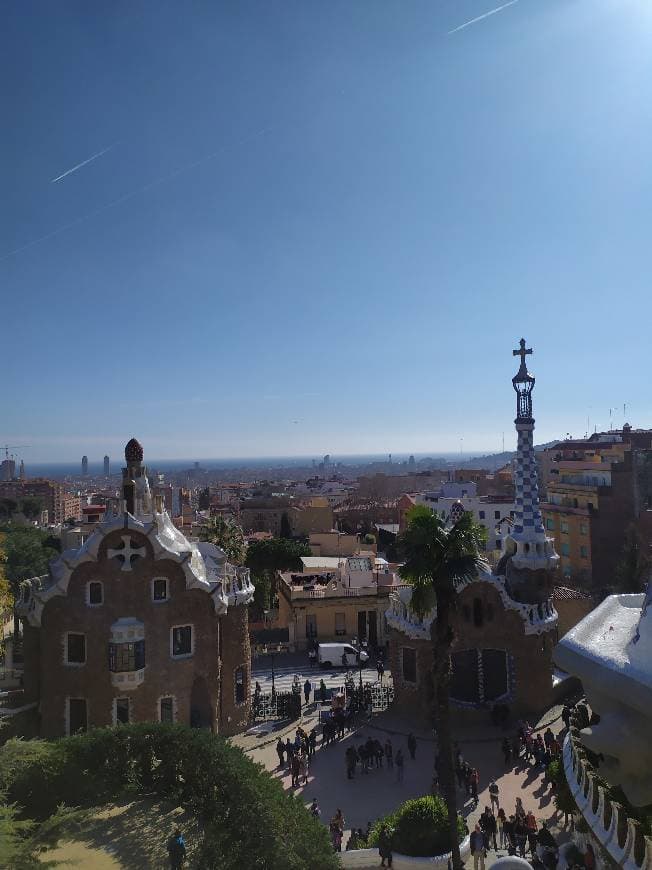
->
xmin=502 ymin=339 xmax=559 ymax=600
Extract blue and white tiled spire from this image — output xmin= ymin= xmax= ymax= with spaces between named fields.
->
xmin=509 ymin=339 xmax=558 ymax=571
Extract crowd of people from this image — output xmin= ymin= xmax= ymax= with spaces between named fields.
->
xmin=276 ymin=725 xmax=318 ymax=787
xmin=342 ymin=732 xmax=419 ymax=782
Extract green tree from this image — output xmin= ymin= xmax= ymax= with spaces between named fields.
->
xmin=398 ymin=506 xmax=487 ymax=870
xmin=615 ymin=523 xmax=650 ymax=593
xmin=19 ymin=499 xmax=43 ymax=521
xmin=198 ymin=516 xmax=247 ymax=565
xmin=279 ymin=512 xmax=292 ymax=539
xmin=0 ymin=725 xmax=339 ymax=869
xmin=2 ymin=528 xmax=59 ymax=635
xmin=245 ymin=538 xmax=311 ymax=617
xmin=0 ymin=500 xmax=18 ymax=522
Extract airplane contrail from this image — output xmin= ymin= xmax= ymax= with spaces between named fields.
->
xmin=50 ymin=143 xmax=118 ymax=183
xmin=448 ymin=0 xmax=519 ymax=34
xmin=1 ymin=127 xmax=272 ymax=263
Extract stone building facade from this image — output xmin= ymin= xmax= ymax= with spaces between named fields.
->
xmin=18 ymin=439 xmax=254 ymax=738
xmin=387 ymin=340 xmax=560 ymax=717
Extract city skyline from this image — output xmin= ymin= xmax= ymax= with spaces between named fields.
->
xmin=4 ymin=1 xmax=652 ymax=460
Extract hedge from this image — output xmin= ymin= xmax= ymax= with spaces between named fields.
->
xmin=368 ymin=795 xmax=466 ymax=858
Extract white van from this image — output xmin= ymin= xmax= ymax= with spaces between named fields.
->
xmin=317 ymin=642 xmax=369 ymax=668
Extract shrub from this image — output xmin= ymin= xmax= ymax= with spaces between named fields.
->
xmin=369 ymin=795 xmax=466 ymax=858
xmin=0 ymin=724 xmax=339 ymax=869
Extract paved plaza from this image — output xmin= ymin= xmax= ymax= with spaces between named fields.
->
xmin=235 ymin=703 xmax=569 ymax=868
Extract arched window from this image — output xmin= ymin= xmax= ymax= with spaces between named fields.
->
xmin=473 ymin=598 xmax=483 ymax=628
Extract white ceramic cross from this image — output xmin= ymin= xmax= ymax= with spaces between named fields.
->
xmin=108 ymin=535 xmax=146 ymax=572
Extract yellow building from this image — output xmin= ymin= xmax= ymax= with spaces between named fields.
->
xmin=276 ymin=555 xmax=400 ymax=651
xmin=541 ymin=483 xmax=593 ymax=584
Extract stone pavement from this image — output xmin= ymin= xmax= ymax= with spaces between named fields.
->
xmin=235 ymin=705 xmax=570 ymax=868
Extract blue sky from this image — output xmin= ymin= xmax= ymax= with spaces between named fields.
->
xmin=3 ymin=0 xmax=652 ymax=462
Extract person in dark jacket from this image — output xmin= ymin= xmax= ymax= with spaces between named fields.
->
xmin=407 ymin=733 xmax=417 ymax=760
xmin=470 ymin=824 xmax=487 ymax=870
xmin=378 ymin=824 xmax=394 ymax=868
xmin=167 ymin=829 xmax=186 ymax=870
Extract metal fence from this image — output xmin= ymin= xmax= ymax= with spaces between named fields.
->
xmin=251 ymin=690 xmax=302 ymax=723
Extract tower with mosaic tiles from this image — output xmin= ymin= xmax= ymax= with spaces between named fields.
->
xmin=501 ymin=339 xmax=559 ymax=601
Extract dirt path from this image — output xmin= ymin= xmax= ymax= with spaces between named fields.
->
xmin=38 ymin=797 xmax=197 ymax=869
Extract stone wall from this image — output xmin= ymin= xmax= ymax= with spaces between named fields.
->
xmin=218 ymin=604 xmax=252 ymax=736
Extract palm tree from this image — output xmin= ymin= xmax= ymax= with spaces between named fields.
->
xmin=398 ymin=505 xmax=488 ymax=870
xmin=198 ymin=516 xmax=247 ymax=565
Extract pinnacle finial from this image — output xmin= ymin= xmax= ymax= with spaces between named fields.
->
xmin=513 ymin=338 xmax=532 ymax=371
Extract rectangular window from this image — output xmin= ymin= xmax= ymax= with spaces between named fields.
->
xmin=88 ymin=582 xmax=103 ymax=605
xmin=115 ymin=698 xmax=130 ymax=724
xmin=402 ymin=648 xmax=417 ymax=684
xmin=561 ymin=543 xmax=571 ymax=556
xmin=546 ymin=518 xmax=555 ymax=531
xmin=171 ymin=625 xmax=193 ymax=657
xmin=580 ymin=545 xmax=588 ymax=559
xmin=160 ymin=697 xmax=174 ymax=723
xmin=152 ymin=578 xmax=168 ymax=602
xmin=561 ymin=521 xmax=569 ymax=533
xmin=235 ymin=666 xmax=246 ymax=705
xmin=334 ymin=612 xmax=346 ymax=636
xmin=478 ymin=510 xmax=485 ymax=520
xmin=580 ymin=523 xmax=588 ymax=535
xmin=305 ymin=614 xmax=317 ymax=639
xmin=66 ymin=633 xmax=86 ymax=665
xmin=68 ymin=698 xmax=87 ymax=734
xmin=494 ymin=510 xmax=500 ymax=520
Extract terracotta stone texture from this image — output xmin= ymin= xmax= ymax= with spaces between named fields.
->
xmin=218 ymin=604 xmax=251 ymax=736
xmin=389 ymin=580 xmax=556 ymax=719
xmin=25 ymin=527 xmax=251 ymax=738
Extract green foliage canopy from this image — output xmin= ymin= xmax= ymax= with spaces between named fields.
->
xmin=0 ymin=724 xmax=338 ymax=870
xmin=198 ymin=516 xmax=247 ymax=565
xmin=1 ymin=527 xmax=59 ymax=597
xmin=368 ymin=795 xmax=466 ymax=858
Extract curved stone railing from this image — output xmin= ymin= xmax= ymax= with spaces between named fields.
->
xmin=564 ymin=707 xmax=652 ymax=870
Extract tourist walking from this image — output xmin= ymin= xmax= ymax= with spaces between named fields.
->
xmin=310 ymin=798 xmax=321 ymax=818
xmin=407 ymin=732 xmax=417 ymax=760
xmin=395 ymin=748 xmax=404 ymax=782
xmin=469 ymin=767 xmax=479 ymax=805
xmin=276 ymin=737 xmax=285 ymax=768
xmin=345 ymin=745 xmax=358 ymax=780
xmin=497 ymin=808 xmax=507 ymax=849
xmin=377 ymin=659 xmax=385 ymax=682
xmin=378 ymin=824 xmax=394 ymax=868
xmin=470 ymin=824 xmax=487 ymax=870
xmin=489 ymin=778 xmax=500 ymax=810
xmin=167 ymin=829 xmax=186 ymax=870
xmin=304 ymin=678 xmax=312 ymax=705
xmin=291 ymin=752 xmax=300 ymax=788
xmin=501 ymin=737 xmax=512 ymax=767
xmin=385 ymin=738 xmax=393 ymax=769
xmin=299 ymin=751 xmax=309 ymax=785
